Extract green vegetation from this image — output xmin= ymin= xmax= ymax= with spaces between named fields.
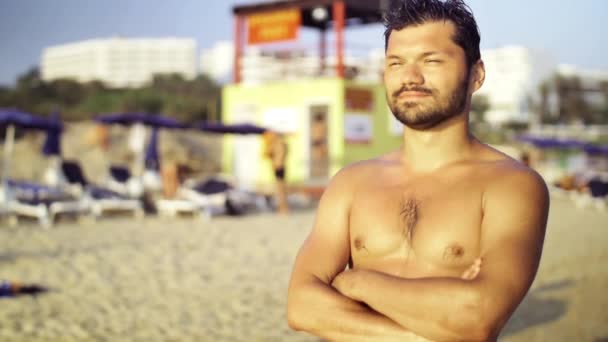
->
xmin=533 ymin=74 xmax=608 ymax=125
xmin=0 ymin=68 xmax=222 ymax=122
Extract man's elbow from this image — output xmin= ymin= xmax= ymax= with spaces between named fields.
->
xmin=286 ymin=301 xmax=305 ymax=331
xmin=286 ymin=292 xmax=313 ymax=332
xmin=442 ymin=292 xmax=496 ymax=342
xmin=459 ymin=324 xmax=493 ymax=342
xmin=446 ymin=313 xmax=493 ymax=341
xmin=461 ymin=324 xmax=495 ymax=342
xmin=445 ymin=293 xmax=497 ymax=341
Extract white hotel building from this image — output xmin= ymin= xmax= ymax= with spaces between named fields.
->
xmin=41 ymin=38 xmax=197 ymax=88
xmin=477 ymin=46 xmax=556 ymax=125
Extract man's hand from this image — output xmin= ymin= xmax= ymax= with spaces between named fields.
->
xmin=331 ymin=269 xmax=361 ymax=300
xmin=460 ymin=258 xmax=482 ymax=280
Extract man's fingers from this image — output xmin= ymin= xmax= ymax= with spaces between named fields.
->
xmin=461 ymin=269 xmax=475 ymax=280
xmin=461 ymin=258 xmax=482 ymax=280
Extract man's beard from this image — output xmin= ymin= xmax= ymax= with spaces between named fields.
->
xmin=388 ymin=76 xmax=469 ymax=130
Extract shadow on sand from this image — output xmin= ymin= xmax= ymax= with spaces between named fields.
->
xmin=500 ymin=279 xmax=574 ymax=337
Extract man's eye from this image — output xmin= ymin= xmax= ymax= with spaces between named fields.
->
xmin=425 ymin=59 xmax=442 ymax=64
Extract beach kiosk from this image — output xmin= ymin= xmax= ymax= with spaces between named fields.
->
xmin=222 ymin=0 xmax=401 ymax=192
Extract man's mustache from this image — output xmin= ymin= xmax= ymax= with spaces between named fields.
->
xmin=392 ymin=86 xmax=433 ymax=98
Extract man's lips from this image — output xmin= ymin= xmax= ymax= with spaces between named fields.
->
xmin=397 ymin=91 xmax=431 ymax=99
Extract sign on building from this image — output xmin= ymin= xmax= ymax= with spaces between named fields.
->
xmin=344 ymin=87 xmax=374 ymax=144
xmin=248 ymin=9 xmax=301 ymax=45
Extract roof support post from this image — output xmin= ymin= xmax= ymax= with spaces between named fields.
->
xmin=233 ymin=15 xmax=245 ymax=83
xmin=333 ymin=1 xmax=345 ymax=78
xmin=319 ymin=28 xmax=327 ymax=76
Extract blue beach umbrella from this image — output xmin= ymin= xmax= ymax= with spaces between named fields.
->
xmin=144 ymin=127 xmax=160 ymax=171
xmin=41 ymin=113 xmax=64 ymax=157
xmin=1 ymin=109 xmax=63 ymax=185
xmin=583 ymin=144 xmax=608 ymax=156
xmin=516 ymin=135 xmax=586 ymax=150
xmin=94 ymin=112 xmax=188 ymax=129
xmin=0 ymin=108 xmax=61 ymax=132
xmin=192 ymin=121 xmax=267 ymax=135
xmin=94 ymin=113 xmax=187 ymax=175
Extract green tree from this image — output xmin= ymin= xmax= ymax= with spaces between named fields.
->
xmin=554 ymin=74 xmax=592 ymax=124
xmin=599 ymin=80 xmax=608 ymax=124
xmin=48 ymin=78 xmax=86 ymax=107
xmin=0 ymin=86 xmax=14 ymax=108
xmin=120 ymin=89 xmax=164 ymax=114
xmin=470 ymin=94 xmax=490 ymax=124
xmin=0 ymin=68 xmax=223 ymax=122
xmin=469 ymin=94 xmax=492 ymax=141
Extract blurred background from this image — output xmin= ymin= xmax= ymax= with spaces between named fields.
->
xmin=0 ymin=0 xmax=607 ymax=341
xmin=1 ymin=0 xmax=607 ymax=190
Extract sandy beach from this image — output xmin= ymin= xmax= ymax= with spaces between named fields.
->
xmin=1 ymin=195 xmax=607 ymax=341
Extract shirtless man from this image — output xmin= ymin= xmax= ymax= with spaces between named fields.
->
xmin=266 ymin=131 xmax=289 ymax=214
xmin=287 ymin=1 xmax=549 ymax=341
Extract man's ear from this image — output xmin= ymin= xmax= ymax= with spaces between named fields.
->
xmin=470 ymin=60 xmax=485 ymax=93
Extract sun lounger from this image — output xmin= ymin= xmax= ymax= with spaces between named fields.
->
xmin=1 ymin=180 xmax=86 ymax=227
xmin=61 ymin=160 xmax=144 ymax=220
xmin=177 ymin=175 xmax=264 ymax=217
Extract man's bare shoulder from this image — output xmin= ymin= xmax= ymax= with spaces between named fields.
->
xmin=475 ymin=142 xmax=541 ymax=181
xmin=331 ymin=152 xmax=400 ymax=187
xmin=481 ymin=154 xmax=549 ymax=206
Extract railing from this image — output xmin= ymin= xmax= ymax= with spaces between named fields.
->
xmin=238 ymin=43 xmax=385 ymax=84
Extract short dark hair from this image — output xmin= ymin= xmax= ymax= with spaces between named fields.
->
xmin=384 ymin=0 xmax=481 ymax=68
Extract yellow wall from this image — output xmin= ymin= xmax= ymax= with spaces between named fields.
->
xmin=221 ymin=78 xmax=402 ymax=189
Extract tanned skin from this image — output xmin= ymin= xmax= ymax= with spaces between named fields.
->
xmin=287 ymin=21 xmax=549 ymax=342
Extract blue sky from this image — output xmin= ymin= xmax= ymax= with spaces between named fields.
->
xmin=0 ymin=0 xmax=606 ymax=86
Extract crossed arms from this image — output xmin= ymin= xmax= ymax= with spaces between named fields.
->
xmin=287 ymin=165 xmax=549 ymax=342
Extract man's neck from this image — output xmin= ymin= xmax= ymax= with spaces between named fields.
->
xmin=399 ymin=114 xmax=476 ymax=173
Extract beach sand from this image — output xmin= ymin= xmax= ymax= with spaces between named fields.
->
xmin=1 ymin=196 xmax=607 ymax=341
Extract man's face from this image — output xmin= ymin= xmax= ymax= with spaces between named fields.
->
xmin=384 ymin=21 xmax=472 ymax=130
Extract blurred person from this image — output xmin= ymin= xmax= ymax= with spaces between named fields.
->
xmin=310 ymin=112 xmax=329 ymax=178
xmin=88 ymin=123 xmax=109 ymax=150
xmin=311 ymin=114 xmax=327 ymax=154
xmin=287 ymin=1 xmax=549 ymax=341
xmin=263 ymin=131 xmax=289 ymax=214
xmin=161 ymin=161 xmax=180 ymax=199
xmin=520 ymin=151 xmax=530 ymax=167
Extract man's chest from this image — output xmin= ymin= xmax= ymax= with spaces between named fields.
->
xmin=348 ymin=176 xmax=484 ymax=276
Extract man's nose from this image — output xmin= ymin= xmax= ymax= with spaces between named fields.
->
xmin=399 ymin=64 xmax=424 ymax=85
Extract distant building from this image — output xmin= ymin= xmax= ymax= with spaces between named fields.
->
xmin=477 ymin=46 xmax=556 ymax=125
xmin=200 ymin=41 xmax=234 ymax=84
xmin=41 ymin=38 xmax=197 ymax=88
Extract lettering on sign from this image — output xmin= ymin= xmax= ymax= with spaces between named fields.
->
xmin=248 ymin=9 xmax=301 ymax=45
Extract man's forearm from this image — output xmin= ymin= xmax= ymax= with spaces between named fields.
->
xmin=288 ymin=278 xmax=424 ymax=341
xmin=334 ymin=270 xmax=486 ymax=342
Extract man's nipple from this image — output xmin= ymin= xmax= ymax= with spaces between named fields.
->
xmin=354 ymin=237 xmax=367 ymax=252
xmin=443 ymin=244 xmax=465 ymax=260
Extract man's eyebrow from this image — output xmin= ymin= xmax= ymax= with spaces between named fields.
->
xmin=385 ymin=51 xmax=448 ymax=61
xmin=385 ymin=55 xmax=403 ymax=61
xmin=420 ymin=51 xmax=447 ymax=58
